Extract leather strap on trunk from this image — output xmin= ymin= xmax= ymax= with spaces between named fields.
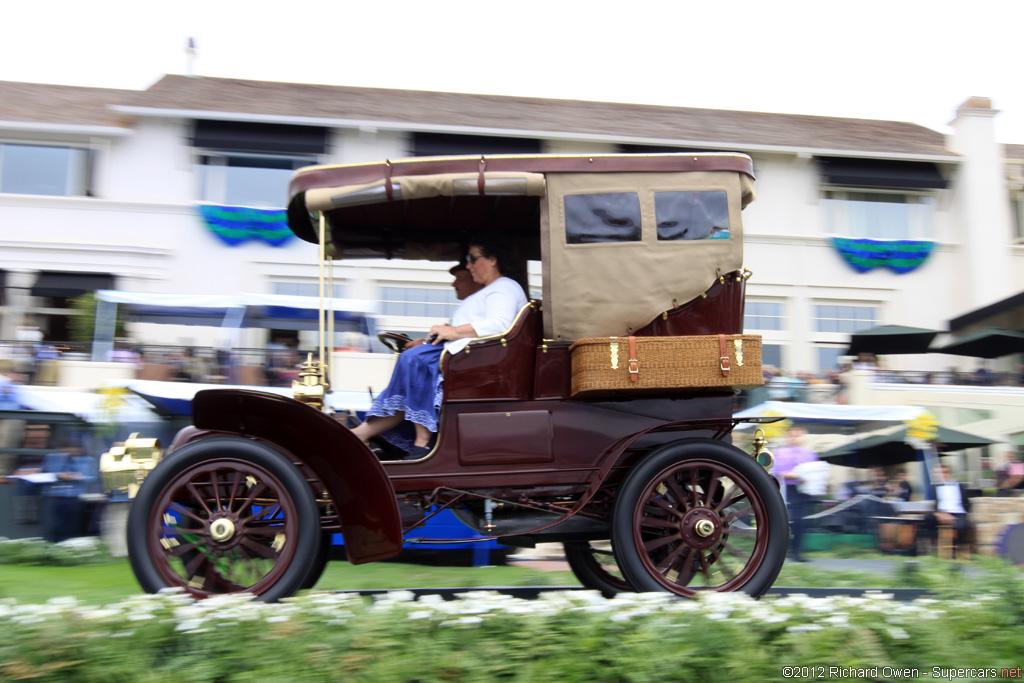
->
xmin=719 ymin=333 xmax=730 ymax=377
xmin=628 ymin=335 xmax=639 ymax=382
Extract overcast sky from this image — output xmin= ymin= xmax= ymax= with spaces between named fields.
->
xmin=5 ymin=0 xmax=1023 ymax=143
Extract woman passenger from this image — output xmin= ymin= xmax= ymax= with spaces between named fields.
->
xmin=350 ymin=233 xmax=528 ymax=459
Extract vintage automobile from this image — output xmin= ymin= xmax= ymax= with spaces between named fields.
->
xmin=125 ymin=152 xmax=786 ymax=601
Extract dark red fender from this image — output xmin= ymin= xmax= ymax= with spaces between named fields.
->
xmin=442 ymin=301 xmax=541 ymax=402
xmin=191 ymin=389 xmax=403 ymax=564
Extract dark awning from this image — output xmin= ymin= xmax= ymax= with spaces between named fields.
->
xmin=817 ymin=157 xmax=948 ymax=190
xmin=949 ymin=289 xmax=1024 ymax=332
xmin=30 ymin=271 xmax=114 ymax=298
xmin=412 ymin=132 xmax=542 ymax=157
xmin=193 ymin=120 xmax=328 ymax=155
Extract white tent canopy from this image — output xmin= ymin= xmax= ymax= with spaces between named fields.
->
xmin=734 ymin=401 xmax=925 ymax=425
xmin=91 ymin=290 xmax=378 ymax=360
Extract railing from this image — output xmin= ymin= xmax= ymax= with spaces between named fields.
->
xmin=1 ymin=340 xmax=317 ymax=388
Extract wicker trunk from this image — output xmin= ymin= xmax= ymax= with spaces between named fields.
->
xmin=569 ymin=334 xmax=763 ymax=398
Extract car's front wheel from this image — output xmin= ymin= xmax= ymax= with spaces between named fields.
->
xmin=127 ymin=436 xmax=321 ymax=601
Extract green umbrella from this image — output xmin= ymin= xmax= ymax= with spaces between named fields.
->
xmin=933 ymin=327 xmax=1024 ymax=359
xmin=819 ymin=425 xmax=995 ymax=468
xmin=846 ymin=324 xmax=941 ymax=356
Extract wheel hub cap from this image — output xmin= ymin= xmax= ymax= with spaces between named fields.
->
xmin=679 ymin=508 xmax=722 ymax=549
xmin=210 ymin=518 xmax=236 ymax=542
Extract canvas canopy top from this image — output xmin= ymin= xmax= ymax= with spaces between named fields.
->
xmin=287 ymin=153 xmax=756 ymax=341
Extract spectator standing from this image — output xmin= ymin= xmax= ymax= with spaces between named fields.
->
xmin=773 ymin=427 xmax=820 ymax=562
xmin=183 ymin=347 xmax=210 ymax=383
xmin=921 ymin=464 xmax=972 ymax=553
xmin=999 ymin=450 xmax=1024 ymax=496
xmin=41 ymin=440 xmax=98 ymax=542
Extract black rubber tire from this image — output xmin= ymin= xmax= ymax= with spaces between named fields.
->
xmin=300 ymin=531 xmax=334 ymax=590
xmin=611 ymin=438 xmax=787 ymax=598
xmin=127 ymin=436 xmax=321 ymax=602
xmin=564 ymin=540 xmax=633 ymax=598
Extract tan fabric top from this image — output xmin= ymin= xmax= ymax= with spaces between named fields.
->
xmin=543 ymin=171 xmax=754 ymax=341
xmin=304 ymin=172 xmax=546 ymax=212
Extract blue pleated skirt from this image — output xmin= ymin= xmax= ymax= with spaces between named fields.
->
xmin=365 ymin=343 xmax=444 ymax=450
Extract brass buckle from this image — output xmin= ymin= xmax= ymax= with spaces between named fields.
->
xmin=628 ymin=359 xmax=639 ymax=375
xmin=720 ymin=356 xmax=731 ymax=373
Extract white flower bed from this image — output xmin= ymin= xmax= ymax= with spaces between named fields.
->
xmin=0 ymin=587 xmax=980 ymax=632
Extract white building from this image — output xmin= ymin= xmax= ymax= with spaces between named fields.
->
xmin=1 ymin=76 xmax=1022 ymax=378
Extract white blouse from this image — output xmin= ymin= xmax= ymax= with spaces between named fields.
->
xmin=446 ymin=276 xmax=528 ymax=354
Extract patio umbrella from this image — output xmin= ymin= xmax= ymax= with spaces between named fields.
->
xmin=933 ymin=327 xmax=1024 ymax=359
xmin=846 ymin=324 xmax=941 ymax=356
xmin=819 ymin=425 xmax=995 ymax=468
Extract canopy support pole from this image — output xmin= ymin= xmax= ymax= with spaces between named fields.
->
xmin=318 ymin=212 xmax=327 ymax=368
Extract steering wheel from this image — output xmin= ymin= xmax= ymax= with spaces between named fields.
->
xmin=377 ymin=331 xmax=412 ymax=354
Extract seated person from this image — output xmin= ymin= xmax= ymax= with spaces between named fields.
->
xmin=403 ymin=262 xmax=485 ymax=350
xmin=921 ymin=464 xmax=973 ymax=551
xmin=889 ymin=470 xmax=913 ymax=502
xmin=351 ymin=233 xmax=528 ymax=459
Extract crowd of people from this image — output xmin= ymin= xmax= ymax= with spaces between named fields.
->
xmin=1 ymin=424 xmax=101 ymax=543
xmin=771 ymin=424 xmax=1024 ymax=561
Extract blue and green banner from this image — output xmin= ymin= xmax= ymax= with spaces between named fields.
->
xmin=831 ymin=237 xmax=935 ymax=274
xmin=197 ymin=205 xmax=294 ymax=247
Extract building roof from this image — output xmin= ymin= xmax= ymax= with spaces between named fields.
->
xmin=0 ymin=75 xmax=961 ymax=159
xmin=0 ymin=80 xmax=133 ymax=129
xmin=120 ymin=75 xmax=950 ymax=158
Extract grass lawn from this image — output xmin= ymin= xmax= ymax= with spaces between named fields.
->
xmin=0 ymin=558 xmax=583 ymax=606
xmin=3 ymin=546 xmax=999 ymax=606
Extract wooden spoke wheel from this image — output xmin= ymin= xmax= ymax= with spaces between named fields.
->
xmin=564 ymin=540 xmax=633 ymax=598
xmin=611 ymin=439 xmax=787 ymax=598
xmin=127 ymin=437 xmax=320 ymax=602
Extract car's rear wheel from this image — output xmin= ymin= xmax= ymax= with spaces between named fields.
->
xmin=611 ymin=438 xmax=786 ymax=598
xmin=127 ymin=436 xmax=320 ymax=601
xmin=563 ymin=540 xmax=633 ymax=598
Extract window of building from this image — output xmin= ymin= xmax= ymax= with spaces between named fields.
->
xmin=379 ymin=286 xmax=459 ymax=318
xmin=273 ymin=281 xmax=348 ymax=299
xmin=1012 ymin=194 xmax=1024 ymax=242
xmin=813 ymin=303 xmax=878 ymax=334
xmin=192 ymin=120 xmax=326 ymax=208
xmin=199 ymin=154 xmax=316 ymax=208
xmin=655 ymin=191 xmax=730 ymax=241
xmin=816 ymin=345 xmax=847 ymax=371
xmin=0 ymin=143 xmax=89 ymax=196
xmin=744 ymin=301 xmax=785 ymax=331
xmin=564 ymin=193 xmax=642 ymax=244
xmin=823 ymin=190 xmax=935 ymax=240
xmin=762 ymin=344 xmax=783 ymax=369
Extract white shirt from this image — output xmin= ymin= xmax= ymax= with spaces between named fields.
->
xmin=936 ymin=482 xmax=966 ymax=515
xmin=446 ymin=276 xmax=528 ymax=355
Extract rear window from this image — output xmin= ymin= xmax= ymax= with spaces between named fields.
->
xmin=655 ymin=190 xmax=730 ymax=241
xmin=564 ymin=193 xmax=642 ymax=244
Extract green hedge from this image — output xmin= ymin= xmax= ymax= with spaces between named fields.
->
xmin=2 ymin=583 xmax=1024 ymax=683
